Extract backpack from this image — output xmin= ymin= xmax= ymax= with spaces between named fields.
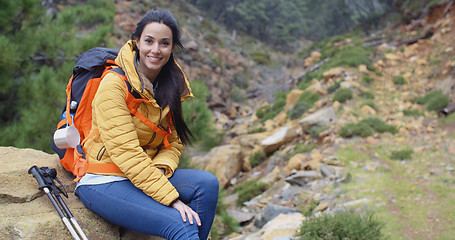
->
xmin=52 ymin=47 xmax=172 ymax=181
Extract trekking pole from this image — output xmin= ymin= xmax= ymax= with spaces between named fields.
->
xmin=28 ymin=165 xmax=88 ymax=240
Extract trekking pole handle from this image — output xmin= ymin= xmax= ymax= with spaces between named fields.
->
xmin=28 ymin=165 xmax=48 ymax=190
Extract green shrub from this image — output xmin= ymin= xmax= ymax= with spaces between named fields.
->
xmin=327 ymin=80 xmax=341 ymax=93
xmin=339 ymin=122 xmax=373 ymax=138
xmin=359 ymin=90 xmax=375 ymax=99
xmin=248 ymin=127 xmax=266 ymax=134
xmin=390 ymin=149 xmax=414 ymax=160
xmin=249 ymin=151 xmax=267 ymax=168
xmin=250 ymin=51 xmax=271 ymax=65
xmin=360 ymin=117 xmax=397 ymax=134
xmin=255 ymin=91 xmax=287 ymax=122
xmin=392 ymin=75 xmax=406 ymax=85
xmin=300 ymin=198 xmax=319 ymax=217
xmin=403 ymin=109 xmax=422 ymax=116
xmin=362 ymin=75 xmax=374 ymax=84
xmin=288 ymin=91 xmax=319 ymax=120
xmin=293 ymin=143 xmax=317 ymax=155
xmin=232 ymin=179 xmax=269 ymax=205
xmin=183 ymin=80 xmax=224 ymax=151
xmin=426 ymin=92 xmax=449 ymax=111
xmin=308 ymin=125 xmax=328 ymax=139
xmin=288 ymin=102 xmax=312 ymax=120
xmin=333 ymin=88 xmax=353 ymax=103
xmin=361 ymin=100 xmax=376 ymax=110
xmin=212 ymin=189 xmax=239 ymax=239
xmin=296 ymin=211 xmax=385 ymax=239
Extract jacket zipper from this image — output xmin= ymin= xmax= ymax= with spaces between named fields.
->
xmin=96 ymin=146 xmax=106 ymax=161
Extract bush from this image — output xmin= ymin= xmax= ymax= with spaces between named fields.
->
xmin=359 ymin=89 xmax=375 ymax=99
xmin=362 ymin=75 xmax=374 ymax=84
xmin=255 ymin=91 xmax=287 ymax=122
xmin=361 ymin=100 xmax=376 ymax=110
xmin=339 ymin=122 xmax=373 ymax=138
xmin=403 ymin=109 xmax=422 ymax=116
xmin=360 ymin=117 xmax=397 ymax=134
xmin=183 ymin=80 xmax=224 ymax=151
xmin=390 ymin=149 xmax=414 ymax=160
xmin=288 ymin=91 xmax=319 ymax=120
xmin=250 ymin=51 xmax=271 ymax=65
xmin=327 ymin=80 xmax=341 ymax=93
xmin=249 ymin=150 xmax=267 ymax=168
xmin=392 ymin=75 xmax=406 ymax=85
xmin=333 ymin=88 xmax=353 ymax=103
xmin=426 ymin=93 xmax=449 ymax=111
xmin=232 ymin=179 xmax=269 ymax=206
xmin=308 ymin=125 xmax=328 ymax=139
xmin=296 ymin=211 xmax=386 ymax=240
xmin=212 ymin=189 xmax=239 ymax=239
xmin=293 ymin=143 xmax=317 ymax=155
xmin=288 ymin=102 xmax=312 ymax=120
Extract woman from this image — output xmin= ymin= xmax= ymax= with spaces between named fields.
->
xmin=75 ymin=9 xmax=219 ymax=240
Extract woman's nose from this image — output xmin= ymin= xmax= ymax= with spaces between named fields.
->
xmin=151 ymin=43 xmax=160 ymax=53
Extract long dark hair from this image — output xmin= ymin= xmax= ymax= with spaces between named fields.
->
xmin=132 ymin=9 xmax=193 ymax=145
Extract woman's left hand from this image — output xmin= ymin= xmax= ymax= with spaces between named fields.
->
xmin=171 ymin=199 xmax=201 ymax=226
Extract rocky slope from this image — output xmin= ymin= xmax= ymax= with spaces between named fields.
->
xmin=191 ymin=1 xmax=455 ymax=239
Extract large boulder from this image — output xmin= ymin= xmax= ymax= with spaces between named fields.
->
xmin=193 ymin=144 xmax=242 ymax=187
xmin=0 ymin=147 xmax=163 ymax=240
xmin=261 ymin=121 xmax=300 ymax=154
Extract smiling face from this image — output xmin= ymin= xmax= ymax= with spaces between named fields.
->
xmin=135 ymin=22 xmax=174 ymax=82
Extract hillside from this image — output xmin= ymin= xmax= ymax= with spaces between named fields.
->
xmin=183 ymin=1 xmax=455 ymax=239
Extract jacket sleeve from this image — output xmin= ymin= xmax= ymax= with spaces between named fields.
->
xmin=152 ymin=119 xmax=182 ymax=178
xmin=93 ymin=73 xmax=179 ymax=206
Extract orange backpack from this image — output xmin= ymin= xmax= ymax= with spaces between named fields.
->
xmin=52 ymin=47 xmax=172 ymax=181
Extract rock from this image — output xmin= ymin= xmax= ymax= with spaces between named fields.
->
xmin=284 ymin=171 xmax=322 ymax=186
xmin=261 ymin=122 xmax=300 ymax=154
xmin=228 ymin=210 xmax=256 ymax=225
xmin=361 ymin=105 xmax=377 ymax=115
xmin=312 ymin=200 xmax=330 ymax=213
xmin=254 ymin=204 xmax=298 ymax=228
xmin=285 ymin=89 xmax=304 ymax=111
xmin=358 ymin=64 xmax=369 ymax=73
xmin=246 ymin=212 xmax=304 ymax=240
xmin=198 ymin=144 xmax=242 ymax=187
xmin=300 ymin=107 xmax=336 ymax=131
xmin=0 ymin=147 xmax=164 ymax=240
xmin=322 ymin=67 xmax=346 ymax=80
xmin=285 ymin=154 xmax=307 ymax=171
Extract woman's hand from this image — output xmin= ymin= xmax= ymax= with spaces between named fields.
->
xmin=171 ymin=199 xmax=201 ymax=226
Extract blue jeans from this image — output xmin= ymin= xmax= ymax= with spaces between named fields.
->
xmin=75 ymin=169 xmax=219 ymax=240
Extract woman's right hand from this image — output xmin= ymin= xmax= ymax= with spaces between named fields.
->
xmin=171 ymin=199 xmax=201 ymax=226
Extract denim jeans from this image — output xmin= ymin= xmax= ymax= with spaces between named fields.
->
xmin=76 ymin=169 xmax=219 ymax=240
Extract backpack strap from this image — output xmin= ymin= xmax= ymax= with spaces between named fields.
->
xmin=107 ymin=67 xmax=172 ymax=149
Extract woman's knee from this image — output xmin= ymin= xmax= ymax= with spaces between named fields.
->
xmin=200 ymin=170 xmax=219 ymax=190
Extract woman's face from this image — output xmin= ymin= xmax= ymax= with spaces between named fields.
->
xmin=136 ymin=22 xmax=174 ymax=79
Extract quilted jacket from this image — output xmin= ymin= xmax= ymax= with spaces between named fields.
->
xmin=84 ymin=40 xmax=193 ymax=206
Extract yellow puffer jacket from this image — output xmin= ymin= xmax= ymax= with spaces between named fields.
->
xmin=84 ymin=40 xmax=193 ymax=206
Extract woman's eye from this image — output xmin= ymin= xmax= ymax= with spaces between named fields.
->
xmin=161 ymin=41 xmax=170 ymax=46
xmin=145 ymin=39 xmax=152 ymax=43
